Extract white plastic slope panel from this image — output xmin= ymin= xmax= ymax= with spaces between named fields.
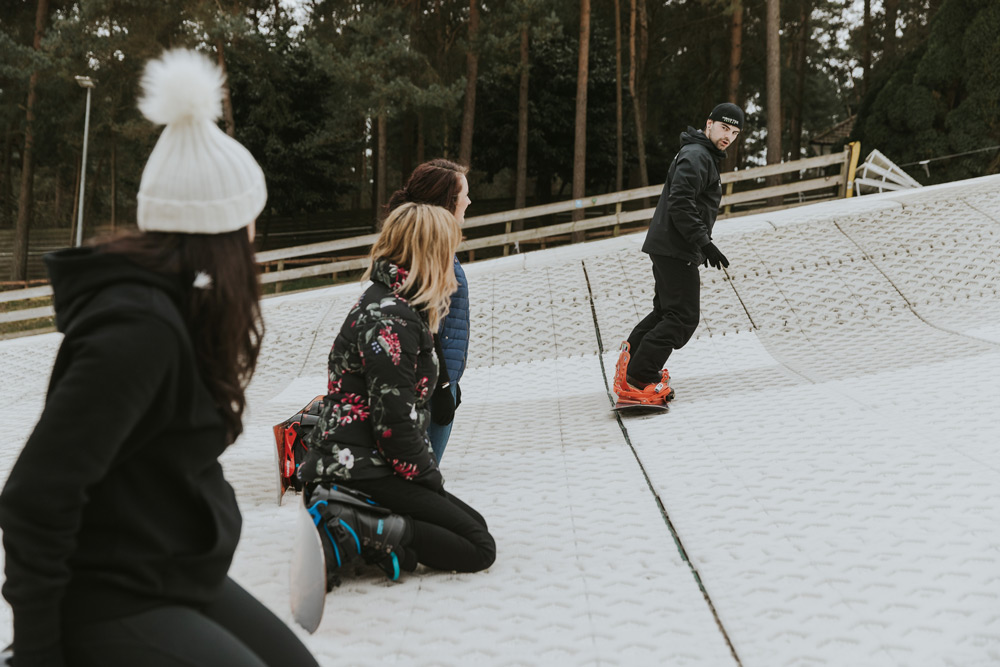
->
xmin=466 ymin=263 xmax=599 ymax=369
xmin=618 ymin=350 xmax=1000 ymax=667
xmin=583 ymin=248 xmax=755 ymax=348
xmin=835 ymin=197 xmax=1000 ymax=338
xmin=597 ymin=184 xmax=1000 ymax=665
xmin=440 ymin=357 xmax=737 ymax=666
xmin=250 ymin=290 xmax=360 ymax=405
xmin=226 ymin=356 xmax=738 ymax=666
xmin=0 ymin=333 xmax=63 ymax=496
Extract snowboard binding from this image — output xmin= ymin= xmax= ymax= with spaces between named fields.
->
xmin=273 ymin=395 xmax=325 ymax=503
xmin=612 ymin=342 xmax=673 ymax=412
xmin=305 ymin=485 xmax=409 ymax=590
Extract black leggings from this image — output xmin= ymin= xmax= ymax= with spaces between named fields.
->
xmin=63 ymin=578 xmax=318 ymax=667
xmin=344 ymin=476 xmax=496 ymax=573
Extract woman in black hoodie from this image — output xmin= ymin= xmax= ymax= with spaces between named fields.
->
xmin=0 ymin=50 xmax=317 ymax=667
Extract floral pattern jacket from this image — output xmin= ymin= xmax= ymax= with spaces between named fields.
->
xmin=301 ymin=259 xmax=444 ymax=492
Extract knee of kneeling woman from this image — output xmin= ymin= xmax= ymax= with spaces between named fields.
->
xmin=475 ymin=532 xmax=497 ymax=571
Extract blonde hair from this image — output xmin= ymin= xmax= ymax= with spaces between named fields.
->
xmin=364 ymin=203 xmax=461 ymax=331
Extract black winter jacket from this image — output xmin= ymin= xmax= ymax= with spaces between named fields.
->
xmin=301 ymin=259 xmax=443 ymax=492
xmin=0 ymin=248 xmax=241 ymax=666
xmin=642 ymin=128 xmax=727 ymax=263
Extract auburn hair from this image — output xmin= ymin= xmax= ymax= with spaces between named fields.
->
xmin=364 ymin=203 xmax=461 ymax=331
xmin=95 ymin=229 xmax=263 ymax=444
xmin=386 ymin=158 xmax=468 ymax=218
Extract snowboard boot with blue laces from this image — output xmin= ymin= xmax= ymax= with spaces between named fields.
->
xmin=306 ymin=485 xmax=410 ymax=590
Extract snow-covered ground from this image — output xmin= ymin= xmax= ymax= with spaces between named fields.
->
xmin=2 ymin=175 xmax=999 ymax=666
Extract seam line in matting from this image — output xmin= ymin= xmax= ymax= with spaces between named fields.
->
xmin=580 ymin=259 xmax=744 ymax=667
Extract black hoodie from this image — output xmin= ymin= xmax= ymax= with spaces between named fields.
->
xmin=642 ymin=127 xmax=727 ymax=263
xmin=0 ymin=247 xmax=241 ymax=666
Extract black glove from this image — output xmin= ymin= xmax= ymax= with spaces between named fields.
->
xmin=455 ymin=383 xmax=462 ymax=409
xmin=431 ymin=384 xmax=456 ymax=425
xmin=701 ymin=242 xmax=730 ymax=270
xmin=430 ymin=335 xmax=455 ymax=425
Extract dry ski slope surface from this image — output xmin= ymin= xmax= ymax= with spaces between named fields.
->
xmin=1 ymin=175 xmax=999 ymax=666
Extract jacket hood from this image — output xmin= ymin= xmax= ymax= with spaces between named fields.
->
xmin=44 ymin=247 xmax=183 ymax=332
xmin=370 ymin=258 xmax=410 ymax=292
xmin=680 ymin=127 xmax=727 ymax=161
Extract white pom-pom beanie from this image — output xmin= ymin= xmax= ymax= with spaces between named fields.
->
xmin=136 ymin=49 xmax=266 ymax=234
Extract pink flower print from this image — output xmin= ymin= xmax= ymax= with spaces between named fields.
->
xmin=415 ymin=376 xmax=430 ymax=399
xmin=328 ymin=377 xmax=342 ymax=394
xmin=382 ymin=428 xmax=392 ymax=439
xmin=336 ymin=394 xmax=370 ymax=425
xmin=390 ymin=458 xmax=419 ymax=480
xmin=378 ymin=327 xmax=402 ymax=365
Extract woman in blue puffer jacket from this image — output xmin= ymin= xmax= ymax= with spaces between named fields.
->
xmin=385 ymin=159 xmax=472 ymax=462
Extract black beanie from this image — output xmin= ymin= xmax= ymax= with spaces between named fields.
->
xmin=708 ymin=103 xmax=744 ymax=130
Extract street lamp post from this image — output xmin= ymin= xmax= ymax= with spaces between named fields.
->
xmin=74 ymin=75 xmax=95 ymax=248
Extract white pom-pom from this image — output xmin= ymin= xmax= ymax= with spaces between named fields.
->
xmin=138 ymin=49 xmax=225 ymax=126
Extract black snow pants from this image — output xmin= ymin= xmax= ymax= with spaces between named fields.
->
xmin=345 ymin=476 xmax=496 ymax=573
xmin=63 ymin=578 xmax=319 ymax=667
xmin=626 ymin=253 xmax=701 ymax=385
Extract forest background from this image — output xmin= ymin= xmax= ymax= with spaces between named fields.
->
xmin=1 ymin=0 xmax=998 ymax=281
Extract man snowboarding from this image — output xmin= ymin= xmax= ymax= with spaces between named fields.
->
xmin=614 ymin=103 xmax=744 ymax=408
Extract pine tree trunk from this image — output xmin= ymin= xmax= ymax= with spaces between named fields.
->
xmin=355 ymin=119 xmax=365 ymax=210
xmin=883 ymin=0 xmax=899 ymax=62
xmin=216 ymin=39 xmax=236 ymax=137
xmin=416 ymin=111 xmax=425 ymax=165
xmin=572 ymin=0 xmax=591 ymax=240
xmin=110 ymin=135 xmax=117 ymax=230
xmin=376 ymin=110 xmax=387 ymax=218
xmin=402 ymin=113 xmax=414 ymax=179
xmin=1 ymin=124 xmax=10 ymax=227
xmin=12 ymin=0 xmax=49 ymax=281
xmin=629 ymin=0 xmax=649 ymax=189
xmin=862 ymin=0 xmax=871 ymax=96
xmin=789 ymin=0 xmax=809 ymax=161
xmin=614 ymin=0 xmax=623 ymax=193
xmin=85 ymin=155 xmax=104 ymax=238
xmin=515 ymin=22 xmax=530 ymax=215
xmin=723 ymin=0 xmax=744 ymax=174
xmin=53 ymin=169 xmax=62 ymax=226
xmin=370 ymin=116 xmax=379 ymax=226
xmin=765 ymin=0 xmax=782 ymax=205
xmin=458 ymin=0 xmax=479 ymax=167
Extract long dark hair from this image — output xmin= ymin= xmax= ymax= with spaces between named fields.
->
xmin=385 ymin=159 xmax=468 ymax=218
xmin=96 ymin=229 xmax=263 ymax=443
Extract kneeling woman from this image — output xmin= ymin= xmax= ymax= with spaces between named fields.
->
xmin=300 ymin=203 xmax=495 ymax=581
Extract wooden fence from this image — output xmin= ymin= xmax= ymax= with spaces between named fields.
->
xmin=1 ymin=142 xmax=860 ymax=326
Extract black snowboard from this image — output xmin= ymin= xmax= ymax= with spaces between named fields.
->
xmin=611 ymin=401 xmax=669 ymax=415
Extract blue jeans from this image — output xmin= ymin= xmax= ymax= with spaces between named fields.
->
xmin=426 ymin=383 xmax=458 ymax=462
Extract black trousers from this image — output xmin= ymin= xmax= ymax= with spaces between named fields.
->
xmin=626 ymin=253 xmax=701 ymax=385
xmin=345 ymin=476 xmax=496 ymax=573
xmin=63 ymin=578 xmax=318 ymax=667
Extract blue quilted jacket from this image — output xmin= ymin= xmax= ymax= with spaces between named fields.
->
xmin=438 ymin=257 xmax=470 ymax=383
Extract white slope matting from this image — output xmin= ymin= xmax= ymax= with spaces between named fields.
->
xmin=584 ymin=177 xmax=1000 ymax=666
xmin=229 ymin=355 xmax=737 ymax=666
xmin=1 ymin=174 xmax=999 ymax=666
